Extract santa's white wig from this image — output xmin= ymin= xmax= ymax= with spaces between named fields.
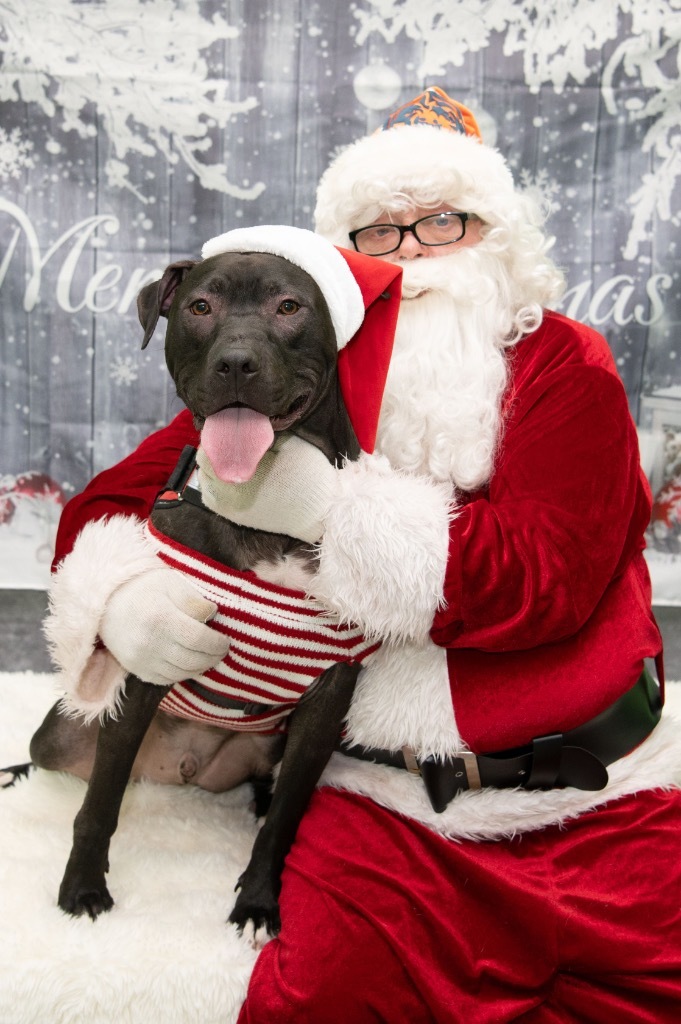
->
xmin=314 ymin=89 xmax=565 ymax=344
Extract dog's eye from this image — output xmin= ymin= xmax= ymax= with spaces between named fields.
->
xmin=189 ymin=299 xmax=211 ymax=315
xmin=277 ymin=300 xmax=300 ymax=316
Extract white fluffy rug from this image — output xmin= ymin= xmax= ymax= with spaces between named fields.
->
xmin=2 ymin=672 xmax=680 ymax=1024
xmin=0 ymin=672 xmax=260 ymax=1024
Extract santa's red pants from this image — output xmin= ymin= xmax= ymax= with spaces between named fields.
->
xmin=237 ymin=786 xmax=681 ymax=1023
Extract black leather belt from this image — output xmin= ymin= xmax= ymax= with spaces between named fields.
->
xmin=339 ymin=669 xmax=663 ymax=813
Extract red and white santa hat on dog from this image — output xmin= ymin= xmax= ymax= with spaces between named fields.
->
xmin=201 ymin=225 xmax=402 ymax=455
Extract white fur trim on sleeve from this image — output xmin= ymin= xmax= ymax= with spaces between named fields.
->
xmin=310 ymin=453 xmax=456 ymax=642
xmin=43 ymin=515 xmax=160 ymax=723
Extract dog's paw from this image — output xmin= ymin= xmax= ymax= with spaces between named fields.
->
xmin=58 ymin=879 xmax=114 ymax=921
xmin=228 ymin=894 xmax=281 ymax=944
xmin=238 ymin=918 xmax=275 ymax=951
xmin=0 ymin=762 xmax=32 ymax=788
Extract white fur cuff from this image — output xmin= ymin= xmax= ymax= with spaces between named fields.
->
xmin=311 ymin=453 xmax=456 ymax=642
xmin=44 ymin=515 xmax=160 ymax=723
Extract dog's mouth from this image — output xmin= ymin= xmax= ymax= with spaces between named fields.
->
xmin=268 ymin=391 xmax=313 ymax=430
xmin=199 ymin=393 xmax=313 ymax=485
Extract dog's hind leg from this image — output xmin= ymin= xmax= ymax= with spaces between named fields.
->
xmin=58 ymin=675 xmax=170 ymax=920
xmin=30 ymin=702 xmax=101 ymax=780
xmin=2 ymin=701 xmax=102 ymax=789
xmin=229 ymin=661 xmax=360 ymax=937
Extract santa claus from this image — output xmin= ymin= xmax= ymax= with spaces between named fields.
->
xmin=41 ymin=88 xmax=681 ymax=1022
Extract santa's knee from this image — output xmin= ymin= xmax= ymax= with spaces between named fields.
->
xmin=241 ymin=973 xmax=375 ymax=1024
xmin=239 ymin=931 xmax=419 ymax=1024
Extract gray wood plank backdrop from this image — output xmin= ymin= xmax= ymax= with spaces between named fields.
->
xmin=1 ymin=0 xmax=680 ymax=596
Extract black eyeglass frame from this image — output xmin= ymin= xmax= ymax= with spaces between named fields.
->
xmin=349 ymin=212 xmax=471 ymax=255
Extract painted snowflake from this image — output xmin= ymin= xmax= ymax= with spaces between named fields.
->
xmin=518 ymin=169 xmax=562 ymax=216
xmin=109 ymin=356 xmax=139 ymax=386
xmin=0 ymin=127 xmax=34 ymax=181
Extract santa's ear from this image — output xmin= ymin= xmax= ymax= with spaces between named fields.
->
xmin=137 ymin=260 xmax=197 ymax=349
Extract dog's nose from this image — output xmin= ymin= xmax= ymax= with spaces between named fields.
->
xmin=215 ymin=349 xmax=260 ymax=383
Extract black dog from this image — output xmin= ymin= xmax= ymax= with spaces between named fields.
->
xmin=45 ymin=251 xmax=368 ymax=935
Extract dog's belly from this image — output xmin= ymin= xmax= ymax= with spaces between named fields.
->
xmin=132 ymin=710 xmax=284 ymax=791
xmin=131 ymin=517 xmax=333 ymax=791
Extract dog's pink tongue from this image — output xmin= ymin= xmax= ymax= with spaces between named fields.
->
xmin=201 ymin=407 xmax=274 ymax=483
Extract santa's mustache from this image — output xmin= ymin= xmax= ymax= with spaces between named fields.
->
xmin=397 ymin=243 xmax=502 ymax=304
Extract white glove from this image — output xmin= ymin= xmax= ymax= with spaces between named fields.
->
xmin=99 ymin=565 xmax=230 ymax=686
xmin=196 ymin=434 xmax=339 ymax=544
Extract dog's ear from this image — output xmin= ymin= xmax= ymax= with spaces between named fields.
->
xmin=138 ymin=260 xmax=198 ymax=349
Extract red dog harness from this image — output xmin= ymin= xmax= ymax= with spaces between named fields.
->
xmin=146 ymin=521 xmax=380 ymax=733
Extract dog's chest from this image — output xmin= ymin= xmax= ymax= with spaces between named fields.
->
xmin=149 ymin=501 xmax=314 ymax=579
xmin=249 ymin=552 xmax=315 ymax=591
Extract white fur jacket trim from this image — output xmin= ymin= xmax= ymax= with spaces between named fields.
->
xmin=311 ymin=452 xmax=456 ymax=643
xmin=44 ymin=515 xmax=158 ymax=722
xmin=319 ymin=714 xmax=681 ymax=841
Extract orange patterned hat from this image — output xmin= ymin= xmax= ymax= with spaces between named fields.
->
xmin=380 ymin=86 xmax=482 ymax=140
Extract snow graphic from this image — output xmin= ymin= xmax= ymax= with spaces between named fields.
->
xmin=602 ymin=4 xmax=681 ymax=259
xmin=0 ymin=126 xmax=33 ymax=180
xmin=517 ymin=169 xmax=562 ymax=217
xmin=353 ymin=0 xmax=681 ymax=258
xmin=0 ymin=0 xmax=264 ymax=202
xmin=109 ymin=356 xmax=139 ymax=387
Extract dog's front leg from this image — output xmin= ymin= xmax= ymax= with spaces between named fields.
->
xmin=229 ymin=661 xmax=360 ymax=937
xmin=58 ymin=675 xmax=170 ymax=920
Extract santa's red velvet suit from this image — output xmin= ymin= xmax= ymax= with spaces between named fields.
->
xmin=46 ymin=89 xmax=681 ymax=1023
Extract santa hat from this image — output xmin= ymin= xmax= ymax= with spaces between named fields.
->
xmin=314 ymin=85 xmax=516 ymax=246
xmin=201 ymin=225 xmax=402 ymax=454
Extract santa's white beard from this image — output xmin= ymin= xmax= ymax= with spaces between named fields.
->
xmin=375 ymin=247 xmax=516 ymax=490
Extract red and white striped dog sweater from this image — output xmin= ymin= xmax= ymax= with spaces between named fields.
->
xmin=146 ymin=521 xmax=380 ymax=733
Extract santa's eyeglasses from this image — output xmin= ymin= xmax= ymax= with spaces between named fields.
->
xmin=349 ymin=212 xmax=470 ymax=256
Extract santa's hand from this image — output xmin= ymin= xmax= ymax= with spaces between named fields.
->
xmin=196 ymin=434 xmax=339 ymax=544
xmin=99 ymin=566 xmax=230 ymax=686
